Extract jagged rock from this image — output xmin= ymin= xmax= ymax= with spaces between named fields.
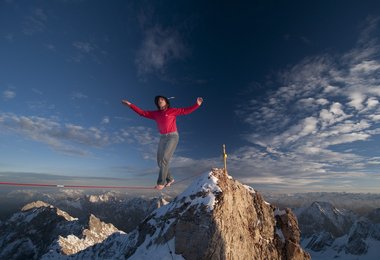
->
xmin=0 ymin=200 xmax=123 ymax=260
xmin=0 ymin=201 xmax=81 ymax=260
xmin=57 ymin=214 xmax=122 ymax=255
xmin=297 ymin=201 xmax=353 ymax=238
xmin=275 ymin=208 xmax=309 ymax=259
xmin=346 ymin=218 xmax=371 ymax=255
xmin=276 ymin=208 xmax=301 ymax=243
xmin=304 ymin=231 xmax=334 ymax=251
xmin=21 ymin=200 xmax=51 ymax=211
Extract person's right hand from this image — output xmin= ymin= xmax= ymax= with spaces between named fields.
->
xmin=122 ymin=100 xmax=131 ymax=106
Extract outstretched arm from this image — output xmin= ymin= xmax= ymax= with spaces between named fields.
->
xmin=121 ymin=99 xmax=155 ymax=119
xmin=175 ymin=97 xmax=204 ymax=116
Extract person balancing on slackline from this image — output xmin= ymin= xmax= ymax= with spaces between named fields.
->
xmin=122 ymin=96 xmax=203 ymax=190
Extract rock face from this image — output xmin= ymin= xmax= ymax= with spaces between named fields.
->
xmin=56 ymin=214 xmax=121 ymax=255
xmin=296 ymin=203 xmax=380 ymax=258
xmin=0 ymin=201 xmax=82 ymax=260
xmin=0 ymin=201 xmax=121 ymax=259
xmin=297 ymin=201 xmax=354 ymax=238
xmin=73 ymin=169 xmax=310 ymax=259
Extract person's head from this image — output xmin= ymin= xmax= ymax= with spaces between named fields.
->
xmin=154 ymin=95 xmax=170 ymax=110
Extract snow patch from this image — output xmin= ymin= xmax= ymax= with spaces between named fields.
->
xmin=129 ymin=237 xmax=184 ymax=260
xmin=243 ymin=184 xmax=256 ymax=194
xmin=155 ymin=171 xmax=221 ymax=217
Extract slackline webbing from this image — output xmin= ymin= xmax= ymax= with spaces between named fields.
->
xmin=0 ymin=171 xmax=204 ymax=190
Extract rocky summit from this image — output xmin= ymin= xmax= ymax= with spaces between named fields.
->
xmin=72 ymin=168 xmax=310 ymax=259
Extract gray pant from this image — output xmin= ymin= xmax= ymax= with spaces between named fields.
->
xmin=157 ymin=132 xmax=179 ymax=185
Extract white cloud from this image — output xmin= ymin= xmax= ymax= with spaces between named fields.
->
xmin=301 ymin=117 xmax=318 ymax=136
xmin=73 ymin=41 xmax=96 ymax=53
xmin=71 ymin=40 xmax=105 ymax=63
xmin=101 ymin=116 xmax=110 ymax=124
xmin=0 ymin=112 xmax=160 ymax=160
xmin=363 ymin=97 xmax=379 ymax=112
xmin=22 ymin=8 xmax=48 ymax=35
xmin=323 ymin=85 xmax=339 ymax=94
xmin=71 ymin=91 xmax=88 ymax=100
xmin=351 ymin=60 xmax=380 ymax=73
xmin=0 ymin=113 xmax=112 ymax=156
xmin=115 ymin=126 xmax=159 ymax=160
xmin=368 ymin=114 xmax=380 ymax=121
xmin=316 ymin=98 xmax=329 ymax=106
xmin=319 ymin=103 xmax=351 ymax=129
xmin=3 ymin=90 xmax=16 ymax=100
xmin=347 ymin=92 xmax=366 ymax=110
xmin=46 ymin=44 xmax=56 ymax=51
xmin=324 ymin=132 xmax=370 ymax=146
xmin=135 ymin=25 xmax=187 ymax=76
xmin=235 ymin=17 xmax=380 ymax=188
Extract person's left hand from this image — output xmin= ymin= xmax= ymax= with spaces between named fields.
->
xmin=197 ymin=97 xmax=203 ymax=105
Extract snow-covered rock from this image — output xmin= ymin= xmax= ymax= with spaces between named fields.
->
xmin=296 ymin=203 xmax=380 ymax=259
xmin=0 ymin=201 xmax=121 ymax=259
xmin=42 ymin=214 xmax=122 ymax=258
xmin=296 ymin=201 xmax=354 ymax=238
xmin=69 ymin=169 xmax=310 ymax=259
xmin=0 ymin=201 xmax=82 ymax=259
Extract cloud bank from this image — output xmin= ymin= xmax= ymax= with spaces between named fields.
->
xmin=234 ymin=17 xmax=380 ymax=191
xmin=0 ymin=112 xmax=160 ymax=158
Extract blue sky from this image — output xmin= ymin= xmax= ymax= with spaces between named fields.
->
xmin=1 ymin=0 xmax=380 ymax=193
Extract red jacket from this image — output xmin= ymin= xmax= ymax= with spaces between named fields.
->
xmin=129 ymin=103 xmax=200 ymax=134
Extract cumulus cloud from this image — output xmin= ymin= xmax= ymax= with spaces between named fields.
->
xmin=235 ymin=17 xmax=380 ymax=190
xmin=348 ymin=92 xmax=366 ymax=110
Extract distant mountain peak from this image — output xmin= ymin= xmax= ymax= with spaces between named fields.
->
xmin=54 ymin=214 xmax=122 ymax=256
xmin=21 ymin=200 xmax=51 ymax=211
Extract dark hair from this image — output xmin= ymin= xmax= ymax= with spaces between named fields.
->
xmin=154 ymin=95 xmax=170 ymax=109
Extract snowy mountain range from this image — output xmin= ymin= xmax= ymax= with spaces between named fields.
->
xmin=1 ymin=171 xmax=380 ymax=259
xmin=294 ymin=201 xmax=380 ymax=259
xmin=0 ymin=169 xmax=309 ymax=259
xmin=0 ymin=189 xmax=169 ymax=233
